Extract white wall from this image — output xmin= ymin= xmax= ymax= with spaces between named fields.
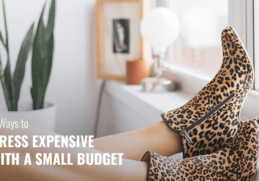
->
xmin=97 ymin=91 xmax=157 ymax=137
xmin=0 ymin=0 xmax=100 ymax=136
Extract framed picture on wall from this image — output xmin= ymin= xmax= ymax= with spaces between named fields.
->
xmin=96 ymin=0 xmax=152 ymax=80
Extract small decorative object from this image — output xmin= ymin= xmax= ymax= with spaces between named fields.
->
xmin=96 ymin=0 xmax=152 ymax=81
xmin=0 ymin=0 xmax=57 ymax=132
xmin=126 ymin=59 xmax=147 ymax=85
xmin=140 ymin=7 xmax=180 ymax=92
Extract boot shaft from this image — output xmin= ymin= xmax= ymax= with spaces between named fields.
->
xmin=162 ymin=26 xmax=254 ymax=158
xmin=142 ymin=119 xmax=259 ymax=181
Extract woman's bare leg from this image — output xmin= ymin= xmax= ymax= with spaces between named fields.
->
xmin=0 ymin=114 xmax=183 ymax=180
xmin=92 ymin=121 xmax=182 ymax=160
xmin=0 ymin=114 xmax=148 ymax=181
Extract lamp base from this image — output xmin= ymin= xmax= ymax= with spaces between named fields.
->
xmin=141 ymin=77 xmax=176 ymax=92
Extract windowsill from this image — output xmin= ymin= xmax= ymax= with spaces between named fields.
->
xmin=163 ymin=62 xmax=213 ymax=94
xmin=105 ymin=63 xmax=259 ymax=122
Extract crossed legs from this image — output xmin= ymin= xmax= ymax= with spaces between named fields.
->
xmin=0 ymin=114 xmax=182 ymax=181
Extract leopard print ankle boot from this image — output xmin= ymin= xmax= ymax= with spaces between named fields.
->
xmin=162 ymin=26 xmax=254 ymax=158
xmin=142 ymin=118 xmax=259 ymax=181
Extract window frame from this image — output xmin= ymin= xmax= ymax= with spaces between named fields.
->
xmin=228 ymin=0 xmax=255 ymax=89
xmin=160 ymin=0 xmax=257 ymax=91
xmin=159 ymin=0 xmax=259 ymax=120
xmin=254 ymin=0 xmax=259 ymax=90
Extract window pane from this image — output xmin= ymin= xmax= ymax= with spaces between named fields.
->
xmin=165 ymin=0 xmax=228 ymax=74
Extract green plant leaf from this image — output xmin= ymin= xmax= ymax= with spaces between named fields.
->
xmin=31 ymin=3 xmax=46 ymax=110
xmin=3 ymin=58 xmax=14 ymax=110
xmin=0 ymin=54 xmax=4 ymax=81
xmin=0 ymin=53 xmax=3 ymax=77
xmin=2 ymin=0 xmax=14 ymax=111
xmin=31 ymin=0 xmax=55 ymax=110
xmin=0 ymin=31 xmax=5 ymax=48
xmin=13 ymin=23 xmax=34 ymax=108
xmin=43 ymin=32 xmax=54 ymax=88
xmin=2 ymin=0 xmax=9 ymax=51
xmin=0 ymin=54 xmax=12 ymax=110
xmin=46 ymin=0 xmax=55 ymax=39
xmin=44 ymin=0 xmax=55 ymax=86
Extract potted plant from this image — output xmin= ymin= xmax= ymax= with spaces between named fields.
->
xmin=0 ymin=0 xmax=56 ymax=132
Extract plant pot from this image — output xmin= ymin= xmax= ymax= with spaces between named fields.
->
xmin=0 ymin=102 xmax=56 ymax=132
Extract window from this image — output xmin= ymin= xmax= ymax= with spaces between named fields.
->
xmin=161 ymin=0 xmax=228 ymax=74
xmin=228 ymin=0 xmax=254 ymax=89
xmin=155 ymin=0 xmax=259 ymax=92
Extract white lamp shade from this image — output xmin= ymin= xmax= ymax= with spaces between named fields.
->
xmin=140 ymin=7 xmax=180 ymax=54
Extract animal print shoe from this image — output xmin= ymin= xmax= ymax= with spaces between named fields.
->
xmin=162 ymin=26 xmax=254 ymax=158
xmin=142 ymin=118 xmax=259 ymax=181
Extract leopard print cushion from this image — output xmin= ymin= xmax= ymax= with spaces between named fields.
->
xmin=142 ymin=118 xmax=259 ymax=181
xmin=161 ymin=26 xmax=254 ymax=158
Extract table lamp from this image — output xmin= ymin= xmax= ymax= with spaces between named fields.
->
xmin=140 ymin=7 xmax=180 ymax=92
